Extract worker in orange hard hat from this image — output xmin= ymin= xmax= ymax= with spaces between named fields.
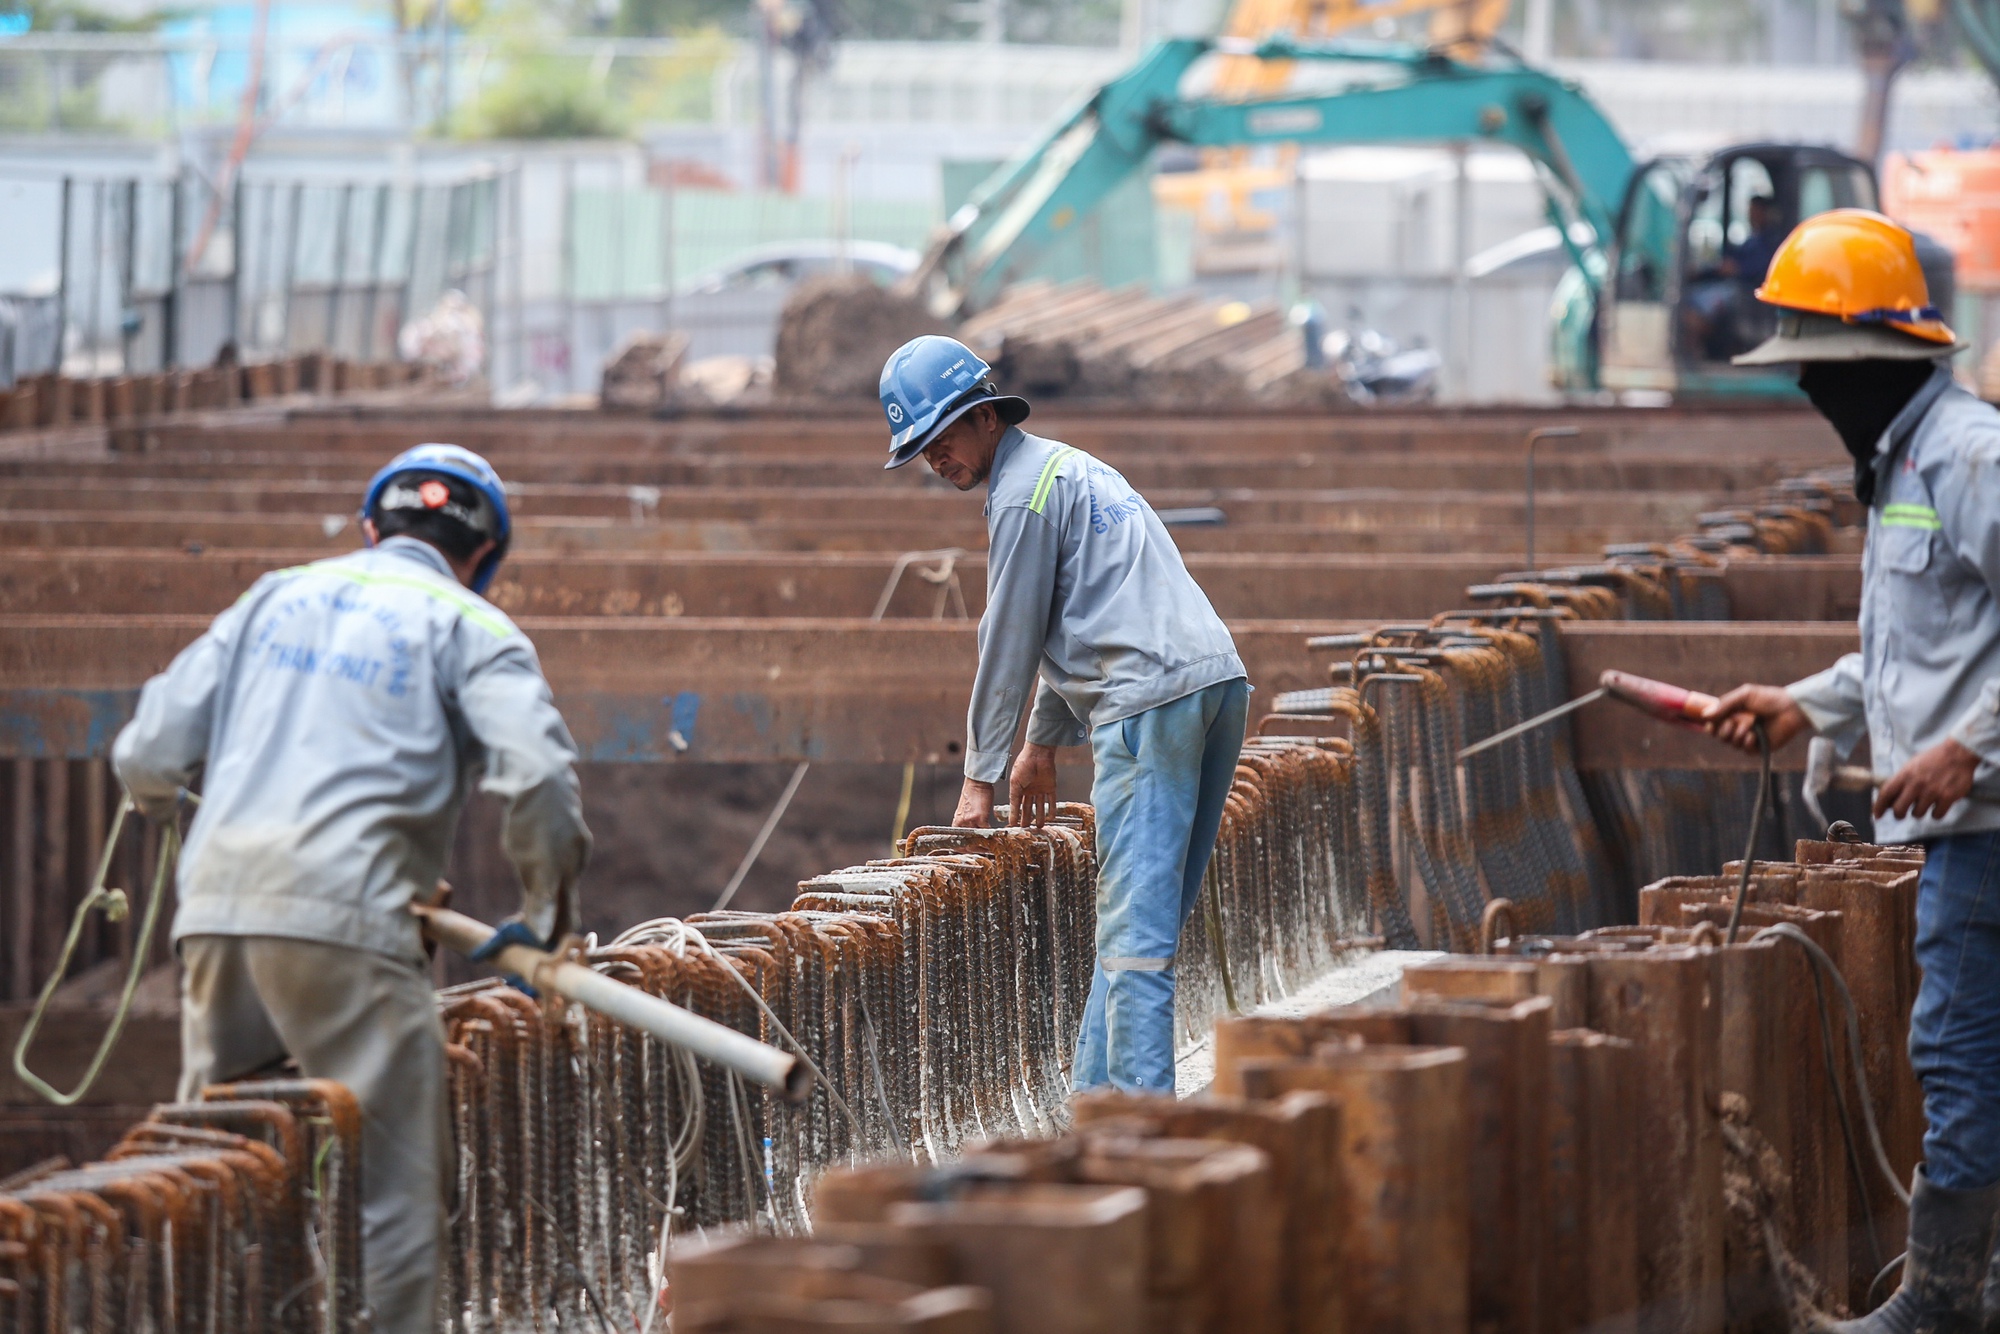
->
xmin=1702 ymin=209 xmax=2000 ymax=1334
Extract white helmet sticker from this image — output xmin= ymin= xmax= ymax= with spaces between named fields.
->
xmin=887 ymin=402 xmax=904 ymax=423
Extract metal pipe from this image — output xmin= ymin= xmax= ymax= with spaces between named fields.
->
xmin=280 ymin=181 xmax=304 ymax=356
xmin=52 ymin=178 xmax=71 ymax=376
xmin=89 ymin=180 xmax=105 ymax=373
xmin=227 ymin=173 xmax=244 ymax=353
xmin=163 ymin=174 xmax=182 ymax=368
xmin=1523 ymin=425 xmax=1579 ymax=570
xmin=360 ymin=183 xmax=390 ymax=361
xmin=326 ymin=182 xmax=353 ymax=352
xmin=252 ymin=179 xmax=279 ymax=356
xmin=412 ymin=902 xmax=812 ymax=1101
xmin=119 ymin=180 xmax=138 ymax=373
xmin=401 ymin=180 xmax=426 ymax=353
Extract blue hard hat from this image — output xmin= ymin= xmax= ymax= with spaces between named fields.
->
xmin=359 ymin=443 xmax=512 ymax=594
xmin=878 ymin=335 xmax=1030 ymax=469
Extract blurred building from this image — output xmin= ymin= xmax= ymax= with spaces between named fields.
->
xmin=0 ymin=17 xmax=1995 ymax=400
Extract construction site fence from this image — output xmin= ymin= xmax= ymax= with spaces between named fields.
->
xmin=0 ymin=158 xmax=938 ymax=397
xmin=0 ymin=167 xmax=499 ymax=385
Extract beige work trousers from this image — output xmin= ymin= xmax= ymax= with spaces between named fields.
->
xmin=179 ymin=934 xmax=447 ymax=1334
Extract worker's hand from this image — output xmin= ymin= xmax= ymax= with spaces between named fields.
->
xmin=472 ymin=918 xmax=550 ymax=958
xmin=129 ymin=783 xmax=196 ymax=826
xmin=471 ymin=917 xmax=550 ymax=998
xmin=132 ymin=793 xmax=183 ymax=826
xmin=953 ymin=778 xmax=996 ymax=829
xmin=1875 ymin=738 xmax=1980 ymax=821
xmin=1009 ymin=744 xmax=1059 ymax=828
xmin=1701 ymin=684 xmax=1811 ymax=753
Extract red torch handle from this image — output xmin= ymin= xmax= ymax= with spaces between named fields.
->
xmin=1598 ymin=669 xmax=1720 ymax=724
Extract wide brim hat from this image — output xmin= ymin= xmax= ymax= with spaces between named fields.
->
xmin=1735 ymin=209 xmax=1966 ymax=366
xmin=1733 ymin=311 xmax=1967 ymax=365
xmin=885 ymin=384 xmax=1031 ymax=469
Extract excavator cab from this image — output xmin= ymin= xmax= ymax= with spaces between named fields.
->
xmin=1599 ymin=144 xmax=1878 ymax=397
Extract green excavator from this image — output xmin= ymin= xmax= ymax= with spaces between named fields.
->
xmin=907 ymin=36 xmax=1950 ymax=401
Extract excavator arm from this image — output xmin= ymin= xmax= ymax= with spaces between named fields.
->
xmin=911 ymin=36 xmax=1637 ymax=317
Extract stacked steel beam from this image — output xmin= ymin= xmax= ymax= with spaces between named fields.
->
xmin=0 ymin=354 xmax=432 ymax=432
xmin=1262 ymin=481 xmax=1845 ymax=952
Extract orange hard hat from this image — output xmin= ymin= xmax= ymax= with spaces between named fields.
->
xmin=1754 ymin=208 xmax=1957 ymax=346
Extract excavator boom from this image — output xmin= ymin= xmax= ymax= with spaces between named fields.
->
xmin=911 ymin=37 xmax=1637 ymax=317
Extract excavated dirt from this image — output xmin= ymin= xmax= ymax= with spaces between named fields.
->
xmin=773 ymin=275 xmax=951 ymax=401
xmin=599 ymin=330 xmax=688 ymax=411
xmin=440 ymin=759 xmax=1094 ymax=984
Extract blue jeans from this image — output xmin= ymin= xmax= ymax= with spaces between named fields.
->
xmin=1073 ymin=678 xmax=1249 ymax=1093
xmin=1911 ymin=829 xmax=2000 ymax=1190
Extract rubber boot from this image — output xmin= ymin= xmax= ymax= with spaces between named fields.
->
xmin=1835 ymin=1168 xmax=2000 ymax=1334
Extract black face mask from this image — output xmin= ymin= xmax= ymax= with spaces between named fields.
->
xmin=1797 ymin=359 xmax=1938 ymax=505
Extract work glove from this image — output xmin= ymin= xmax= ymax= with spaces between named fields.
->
xmin=128 ymin=783 xmax=197 ymax=827
xmin=470 ymin=918 xmax=549 ymax=998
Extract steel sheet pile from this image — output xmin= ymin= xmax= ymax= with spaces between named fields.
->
xmin=0 ymin=425 xmax=1872 ymax=1334
xmin=0 ymin=1079 xmax=364 ymax=1334
xmin=1269 ymin=488 xmax=1837 ymax=952
xmin=0 ymin=353 xmax=427 ymax=432
xmin=426 ymin=738 xmax=1367 ymax=1332
xmin=673 ymin=837 xmax=1923 ymax=1334
xmin=0 ymin=700 xmax=1378 ymax=1333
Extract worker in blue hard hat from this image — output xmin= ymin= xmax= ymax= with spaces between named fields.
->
xmin=112 ymin=442 xmax=592 ymax=1334
xmin=880 ymin=333 xmax=1249 ymax=1095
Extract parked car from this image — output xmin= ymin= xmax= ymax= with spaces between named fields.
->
xmin=673 ymin=240 xmax=921 ymax=360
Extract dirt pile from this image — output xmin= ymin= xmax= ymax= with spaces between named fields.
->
xmin=773 ymin=275 xmax=950 ymax=400
xmin=599 ymin=330 xmax=689 ymax=411
xmin=769 ymin=272 xmax=1340 ymax=407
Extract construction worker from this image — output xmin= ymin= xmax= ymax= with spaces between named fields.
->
xmin=111 ymin=444 xmax=591 ymax=1334
xmin=1685 ymin=194 xmax=1789 ymax=359
xmin=1700 ymin=210 xmax=1999 ymax=1332
xmin=877 ymin=334 xmax=1249 ymax=1095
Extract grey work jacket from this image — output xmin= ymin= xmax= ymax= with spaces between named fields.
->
xmin=965 ymin=427 xmax=1246 ymax=783
xmin=1789 ymin=365 xmax=2000 ymax=843
xmin=112 ymin=537 xmax=592 ymax=964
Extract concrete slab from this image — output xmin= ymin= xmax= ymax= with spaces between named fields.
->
xmin=1173 ymin=948 xmax=1448 ymax=1097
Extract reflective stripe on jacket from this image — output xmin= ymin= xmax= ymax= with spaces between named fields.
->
xmin=112 ymin=537 xmax=591 ymax=962
xmin=965 ymin=427 xmax=1246 ymax=783
xmin=1789 ymin=365 xmax=2000 ymax=842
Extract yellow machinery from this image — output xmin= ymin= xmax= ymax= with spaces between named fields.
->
xmin=1153 ymin=0 xmax=1511 ymax=257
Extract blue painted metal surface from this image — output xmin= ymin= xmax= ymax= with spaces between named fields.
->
xmin=0 ymin=689 xmax=144 ymax=759
xmin=1 ymin=684 xmax=950 ymax=765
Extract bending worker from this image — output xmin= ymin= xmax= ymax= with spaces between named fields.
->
xmin=878 ymin=334 xmax=1249 ymax=1094
xmin=112 ymin=444 xmax=592 ymax=1334
xmin=1701 ymin=210 xmax=2000 ymax=1332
